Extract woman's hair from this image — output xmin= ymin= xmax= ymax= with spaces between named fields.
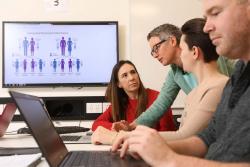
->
xmin=105 ymin=60 xmax=148 ymax=121
xmin=181 ymin=18 xmax=219 ymax=62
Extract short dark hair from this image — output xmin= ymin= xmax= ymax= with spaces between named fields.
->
xmin=147 ymin=24 xmax=182 ymax=45
xmin=181 ymin=18 xmax=219 ymax=63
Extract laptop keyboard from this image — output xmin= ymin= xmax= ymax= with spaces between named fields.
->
xmin=55 ymin=126 xmax=90 ymax=134
xmin=61 ymin=151 xmax=149 ymax=167
xmin=60 ymin=135 xmax=82 ymax=141
xmin=63 ymin=151 xmax=111 ymax=167
xmin=17 ymin=126 xmax=90 ymax=135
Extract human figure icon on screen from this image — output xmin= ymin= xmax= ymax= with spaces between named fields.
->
xmin=67 ymin=37 xmax=73 ymax=56
xmin=60 ymin=58 xmax=65 ymax=72
xmin=14 ymin=59 xmax=19 ymax=73
xmin=76 ymin=58 xmax=81 ymax=72
xmin=30 ymin=37 xmax=35 ymax=56
xmin=68 ymin=59 xmax=73 ymax=72
xmin=23 ymin=59 xmax=27 ymax=72
xmin=52 ymin=59 xmax=57 ymax=72
xmin=31 ymin=59 xmax=36 ymax=72
xmin=38 ymin=59 xmax=45 ymax=72
xmin=60 ymin=37 xmax=66 ymax=56
xmin=23 ymin=37 xmax=29 ymax=56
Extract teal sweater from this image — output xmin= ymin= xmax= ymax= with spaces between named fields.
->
xmin=136 ymin=56 xmax=236 ymax=127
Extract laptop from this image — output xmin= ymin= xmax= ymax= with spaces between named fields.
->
xmin=9 ymin=91 xmax=149 ymax=167
xmin=0 ymin=103 xmax=17 ymax=137
xmin=60 ymin=134 xmax=91 ymax=144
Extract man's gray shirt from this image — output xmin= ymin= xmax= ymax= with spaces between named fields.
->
xmin=198 ymin=60 xmax=250 ymax=162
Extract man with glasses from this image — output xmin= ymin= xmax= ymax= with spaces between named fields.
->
xmin=129 ymin=23 xmax=235 ymax=129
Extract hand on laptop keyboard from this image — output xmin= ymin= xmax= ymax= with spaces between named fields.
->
xmin=17 ymin=126 xmax=90 ymax=134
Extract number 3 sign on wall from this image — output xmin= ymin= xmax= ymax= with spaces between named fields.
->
xmin=44 ymin=0 xmax=69 ymax=12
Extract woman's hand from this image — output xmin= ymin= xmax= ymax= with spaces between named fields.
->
xmin=91 ymin=126 xmax=118 ymax=145
xmin=111 ymin=120 xmax=130 ymax=131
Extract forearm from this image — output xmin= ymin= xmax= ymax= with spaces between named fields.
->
xmin=161 ymin=154 xmax=250 ymax=167
xmin=136 ymin=72 xmax=180 ymax=127
xmin=92 ymin=121 xmax=112 ymax=131
xmin=168 ymin=136 xmax=207 ymax=157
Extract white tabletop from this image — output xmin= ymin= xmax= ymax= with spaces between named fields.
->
xmin=0 ymin=121 xmax=111 ymax=167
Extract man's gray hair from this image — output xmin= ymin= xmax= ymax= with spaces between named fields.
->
xmin=147 ymin=24 xmax=182 ymax=45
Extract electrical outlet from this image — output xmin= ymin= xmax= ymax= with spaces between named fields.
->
xmin=102 ymin=102 xmax=111 ymax=112
xmin=86 ymin=103 xmax=102 ymax=114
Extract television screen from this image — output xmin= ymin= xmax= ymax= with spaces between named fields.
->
xmin=2 ymin=21 xmax=119 ymax=87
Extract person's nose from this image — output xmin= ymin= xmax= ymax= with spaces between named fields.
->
xmin=128 ymin=74 xmax=135 ymax=81
xmin=152 ymin=52 xmax=159 ymax=59
xmin=203 ymin=18 xmax=214 ymax=33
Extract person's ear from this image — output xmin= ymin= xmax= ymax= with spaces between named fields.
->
xmin=192 ymin=46 xmax=199 ymax=60
xmin=170 ymin=36 xmax=178 ymax=47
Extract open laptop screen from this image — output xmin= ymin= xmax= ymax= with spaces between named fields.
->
xmin=9 ymin=91 xmax=68 ymax=167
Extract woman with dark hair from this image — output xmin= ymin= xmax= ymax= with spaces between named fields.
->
xmin=91 ymin=60 xmax=176 ymax=144
xmin=156 ymin=18 xmax=229 ymax=141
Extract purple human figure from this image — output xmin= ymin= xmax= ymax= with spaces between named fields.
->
xmin=23 ymin=37 xmax=29 ymax=56
xmin=60 ymin=37 xmax=66 ymax=56
xmin=60 ymin=59 xmax=65 ymax=72
xmin=68 ymin=59 xmax=73 ymax=72
xmin=31 ymin=59 xmax=35 ymax=72
xmin=23 ymin=59 xmax=27 ymax=72
xmin=30 ymin=37 xmax=35 ymax=56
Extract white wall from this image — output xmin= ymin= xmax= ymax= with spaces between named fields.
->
xmin=0 ymin=0 xmax=203 ymax=107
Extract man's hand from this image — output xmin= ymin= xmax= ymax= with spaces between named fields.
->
xmin=113 ymin=125 xmax=176 ymax=166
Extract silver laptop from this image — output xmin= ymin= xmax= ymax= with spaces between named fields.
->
xmin=60 ymin=134 xmax=91 ymax=144
xmin=9 ymin=91 xmax=149 ymax=167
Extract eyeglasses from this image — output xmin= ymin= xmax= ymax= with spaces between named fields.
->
xmin=151 ymin=39 xmax=167 ymax=56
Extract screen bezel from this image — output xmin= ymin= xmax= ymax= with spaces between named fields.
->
xmin=2 ymin=21 xmax=119 ymax=88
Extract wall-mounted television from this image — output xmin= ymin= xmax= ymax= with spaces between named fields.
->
xmin=2 ymin=21 xmax=119 ymax=88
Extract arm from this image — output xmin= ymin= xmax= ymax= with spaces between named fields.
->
xmin=156 ymin=107 xmax=177 ymax=131
xmin=160 ymin=108 xmax=214 ymax=141
xmin=91 ymin=126 xmax=128 ymax=145
xmin=135 ymin=67 xmax=181 ymax=127
xmin=91 ymin=105 xmax=113 ymax=131
xmin=113 ymin=126 xmax=250 ymax=167
xmin=161 ymin=154 xmax=250 ymax=167
xmin=160 ymin=81 xmax=227 ymax=141
xmin=91 ymin=126 xmax=118 ymax=145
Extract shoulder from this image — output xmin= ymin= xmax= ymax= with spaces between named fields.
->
xmin=146 ymin=88 xmax=159 ymax=97
xmin=211 ymin=75 xmax=229 ymax=89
